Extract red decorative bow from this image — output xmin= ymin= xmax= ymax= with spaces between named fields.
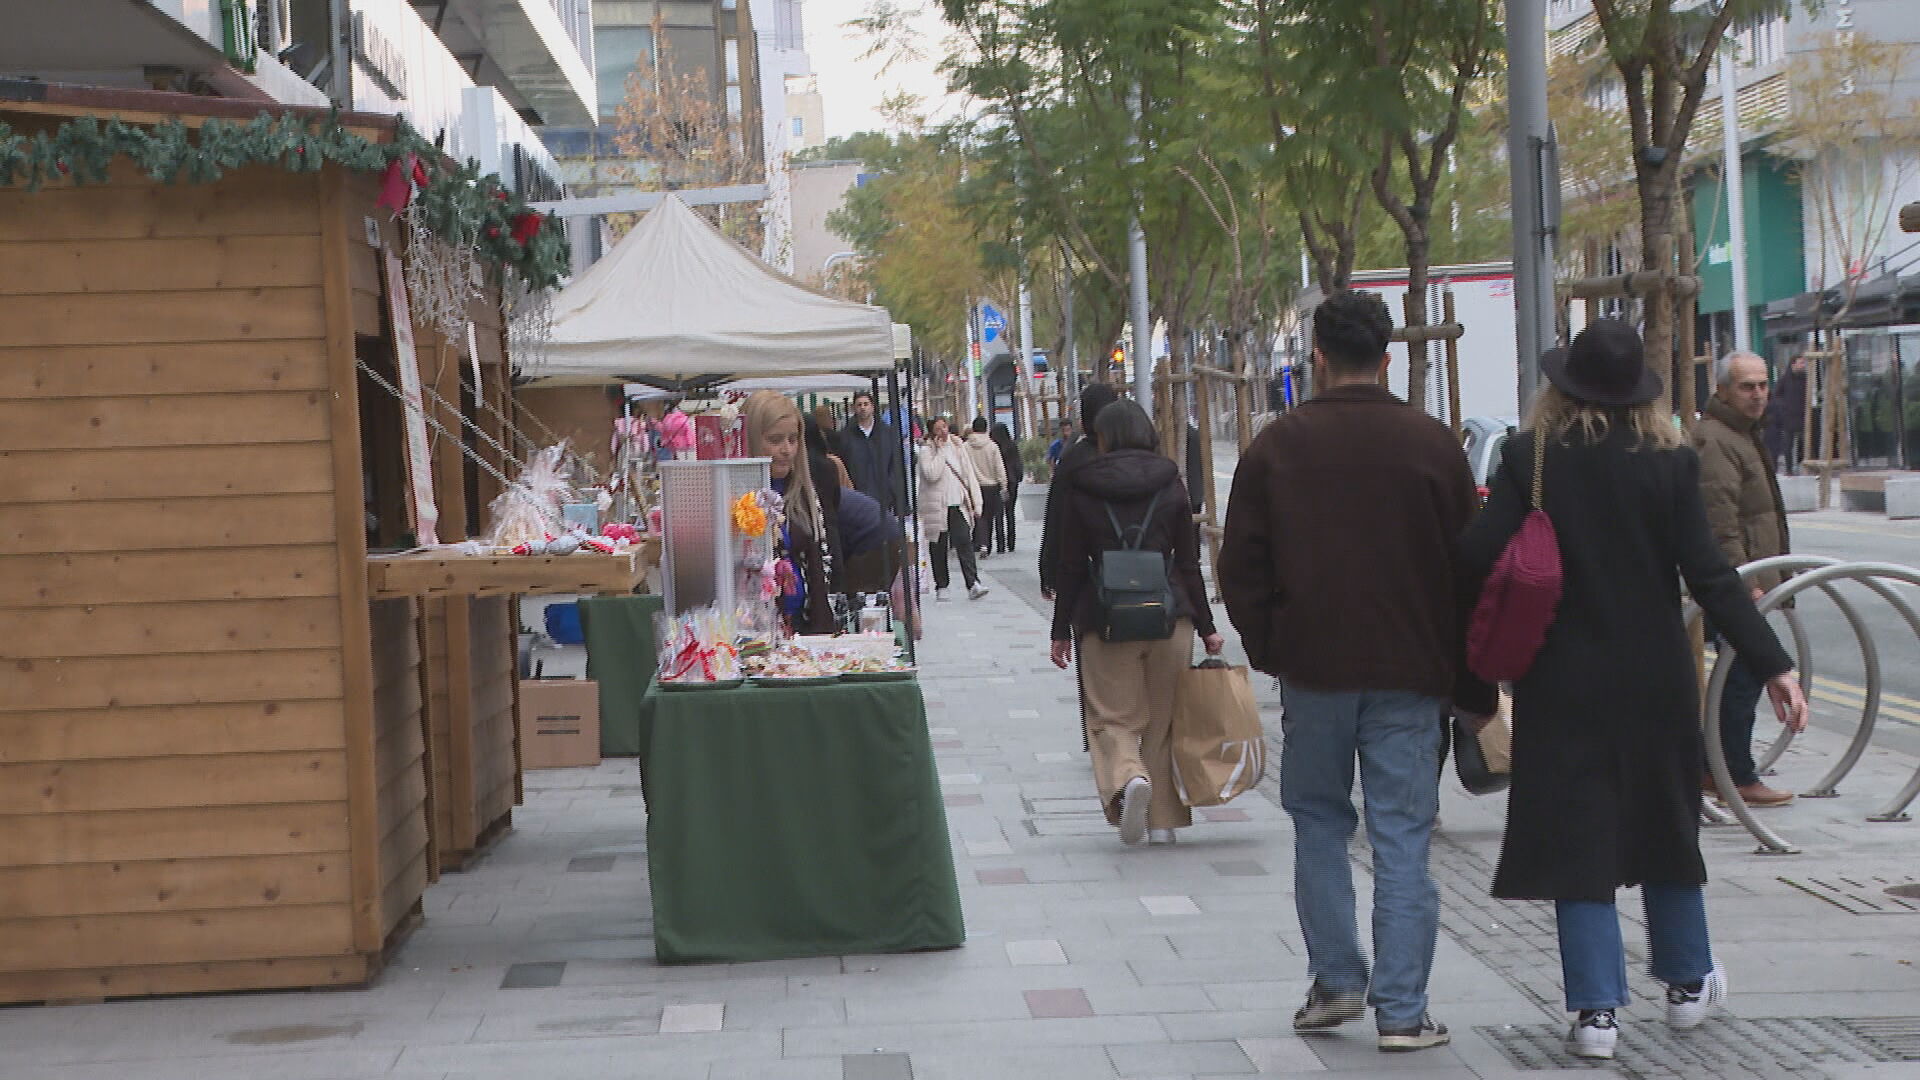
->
xmin=511 ymin=211 xmax=543 ymax=246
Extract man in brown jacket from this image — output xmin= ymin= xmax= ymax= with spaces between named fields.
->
xmin=1218 ymin=289 xmax=1483 ymax=1054
xmin=1693 ymin=350 xmax=1794 ymax=807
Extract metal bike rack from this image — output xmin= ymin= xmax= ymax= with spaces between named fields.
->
xmin=1692 ymin=558 xmax=1920 ymax=855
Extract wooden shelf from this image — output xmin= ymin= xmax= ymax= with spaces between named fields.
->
xmin=368 ymin=541 xmax=658 ymax=599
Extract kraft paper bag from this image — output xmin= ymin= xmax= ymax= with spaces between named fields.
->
xmin=1482 ymin=692 xmax=1513 ymax=775
xmin=1171 ymin=660 xmax=1266 ymax=808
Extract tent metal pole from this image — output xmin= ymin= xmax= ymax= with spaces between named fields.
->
xmin=889 ymin=362 xmax=918 ymax=665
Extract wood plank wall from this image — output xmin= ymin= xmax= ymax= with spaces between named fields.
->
xmin=467 ymin=596 xmax=518 ymax=833
xmin=0 ymin=164 xmax=390 ymax=1001
xmin=369 ymin=598 xmax=432 ymax=930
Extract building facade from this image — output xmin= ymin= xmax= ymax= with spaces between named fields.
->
xmin=2 ymin=0 xmax=576 ymax=199
xmin=1551 ymin=0 xmax=1920 ymax=466
xmin=788 ymin=158 xmax=865 ymax=285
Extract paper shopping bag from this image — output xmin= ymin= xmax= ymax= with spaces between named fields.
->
xmin=1170 ymin=659 xmax=1266 ymax=807
xmin=1451 ymin=691 xmax=1512 ymax=795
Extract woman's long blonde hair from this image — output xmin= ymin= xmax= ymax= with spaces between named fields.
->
xmin=1526 ymin=384 xmax=1682 ymax=451
xmin=743 ymin=390 xmax=826 ymax=541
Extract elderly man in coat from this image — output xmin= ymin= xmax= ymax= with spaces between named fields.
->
xmin=1692 ymin=350 xmax=1795 ymax=807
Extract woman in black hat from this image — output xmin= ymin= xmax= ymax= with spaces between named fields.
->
xmin=1457 ymin=319 xmax=1807 ymax=1061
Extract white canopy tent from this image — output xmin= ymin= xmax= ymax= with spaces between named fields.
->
xmin=521 ymin=194 xmax=903 ymax=385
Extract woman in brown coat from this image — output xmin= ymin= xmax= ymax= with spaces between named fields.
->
xmin=1458 ymin=321 xmax=1808 ymax=1060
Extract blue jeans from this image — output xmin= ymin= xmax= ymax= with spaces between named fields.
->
xmin=1555 ymin=884 xmax=1713 ymax=1011
xmin=1278 ymin=680 xmax=1444 ymax=1031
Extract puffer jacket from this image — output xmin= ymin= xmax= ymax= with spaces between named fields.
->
xmin=1692 ymin=396 xmax=1790 ymax=592
xmin=964 ymin=432 xmax=1008 ymax=488
xmin=917 ymin=435 xmax=982 ymax=540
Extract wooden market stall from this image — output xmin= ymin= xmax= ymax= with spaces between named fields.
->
xmin=0 ymin=85 xmax=639 ymax=1004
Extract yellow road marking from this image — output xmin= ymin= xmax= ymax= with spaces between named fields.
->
xmin=1794 ymin=519 xmax=1920 ymax=539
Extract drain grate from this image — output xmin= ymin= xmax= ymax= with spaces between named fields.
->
xmin=1480 ymin=1016 xmax=1895 ymax=1078
xmin=1778 ymin=874 xmax=1920 ymax=914
xmin=1833 ymin=1017 xmax=1920 ymax=1060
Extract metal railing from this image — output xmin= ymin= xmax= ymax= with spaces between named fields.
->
xmin=1689 ymin=556 xmax=1920 ymax=855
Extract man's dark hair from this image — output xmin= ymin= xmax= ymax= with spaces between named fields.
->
xmin=1314 ymin=289 xmax=1394 ymax=375
xmin=852 ymin=390 xmax=875 ymax=407
xmin=971 ymin=415 xmax=989 ymax=433
xmin=1079 ymin=383 xmax=1120 ymax=432
xmin=1093 ymin=399 xmax=1158 ymax=453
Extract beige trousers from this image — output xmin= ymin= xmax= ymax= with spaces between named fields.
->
xmin=1078 ymin=619 xmax=1195 ymax=830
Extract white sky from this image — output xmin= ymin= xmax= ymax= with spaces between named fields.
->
xmin=801 ymin=1 xmax=963 ymax=138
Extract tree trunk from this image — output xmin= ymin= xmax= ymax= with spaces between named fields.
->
xmin=1402 ymin=239 xmax=1432 ymax=413
xmin=1637 ymin=166 xmax=1679 ymax=416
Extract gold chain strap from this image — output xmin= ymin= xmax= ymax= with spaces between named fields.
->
xmin=1531 ymin=423 xmax=1547 ymax=511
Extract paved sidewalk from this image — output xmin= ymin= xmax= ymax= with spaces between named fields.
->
xmin=4 ymin=553 xmax=1920 ymax=1080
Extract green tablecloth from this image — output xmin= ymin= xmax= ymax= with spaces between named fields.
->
xmin=577 ymin=594 xmax=664 ymax=756
xmin=639 ymin=678 xmax=966 ymax=963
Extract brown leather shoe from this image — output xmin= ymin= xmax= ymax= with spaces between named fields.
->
xmin=1736 ymin=782 xmax=1795 ymax=807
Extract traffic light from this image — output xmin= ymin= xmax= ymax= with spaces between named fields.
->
xmin=1109 ymin=344 xmax=1126 ymax=373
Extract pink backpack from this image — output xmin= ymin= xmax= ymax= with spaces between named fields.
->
xmin=1467 ymin=426 xmax=1563 ymax=683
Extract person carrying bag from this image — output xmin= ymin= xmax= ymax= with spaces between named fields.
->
xmin=1048 ymin=400 xmax=1223 ymax=846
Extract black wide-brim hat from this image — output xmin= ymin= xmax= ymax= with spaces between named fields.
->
xmin=1541 ymin=318 xmax=1664 ymax=407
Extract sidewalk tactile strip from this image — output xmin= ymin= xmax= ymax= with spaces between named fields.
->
xmin=1778 ymin=874 xmax=1920 ymax=914
xmin=1833 ymin=1016 xmax=1920 ymax=1059
xmin=1479 ymin=1016 xmax=1896 ymax=1078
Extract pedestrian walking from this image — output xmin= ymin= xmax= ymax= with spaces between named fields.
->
xmin=964 ymin=417 xmax=1009 ymax=559
xmin=917 ymin=416 xmax=989 ymax=601
xmin=839 ymin=390 xmax=907 ymax=519
xmin=990 ymin=421 xmax=1022 ymax=553
xmin=1039 ymin=384 xmax=1119 ymax=601
xmin=1458 ymin=320 xmax=1808 ymax=1061
xmin=1764 ymin=353 xmax=1808 ymax=474
xmin=1048 ymin=399 xmax=1223 ymax=845
xmin=1046 ymin=419 xmax=1074 ymax=468
xmin=1216 ymin=289 xmax=1477 ymax=1053
xmin=1694 ymin=350 xmax=1797 ymax=807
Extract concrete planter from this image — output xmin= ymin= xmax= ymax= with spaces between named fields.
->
xmin=1778 ymin=474 xmax=1819 ymax=514
xmin=1887 ymin=477 xmax=1920 ymax=520
xmin=1020 ymin=484 xmax=1049 ymax=522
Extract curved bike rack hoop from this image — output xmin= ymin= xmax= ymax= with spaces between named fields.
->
xmin=1699 ymin=559 xmax=1920 ymax=855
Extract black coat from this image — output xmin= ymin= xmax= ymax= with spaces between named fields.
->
xmin=1048 ymin=450 xmax=1216 ymax=642
xmin=1459 ymin=428 xmax=1793 ymax=902
xmin=1038 ymin=436 xmax=1100 ymax=594
xmin=839 ymin=420 xmax=905 ymax=517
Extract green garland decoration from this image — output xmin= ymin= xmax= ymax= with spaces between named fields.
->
xmin=0 ymin=111 xmax=570 ymax=290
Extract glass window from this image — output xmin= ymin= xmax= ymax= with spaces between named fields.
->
xmin=792 ymin=116 xmax=805 ymax=138
xmin=595 ymin=25 xmax=654 ymax=119
xmin=725 ymin=39 xmax=740 ymax=84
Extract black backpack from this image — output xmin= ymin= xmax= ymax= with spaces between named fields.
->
xmin=1093 ymin=489 xmax=1176 ymax=642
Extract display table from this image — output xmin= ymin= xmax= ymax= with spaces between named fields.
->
xmin=639 ymin=678 xmax=966 ymax=962
xmin=577 ymin=594 xmax=665 ymax=755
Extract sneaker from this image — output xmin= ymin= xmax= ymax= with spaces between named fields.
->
xmin=1567 ymin=1009 xmax=1618 ymax=1059
xmin=1147 ymin=828 xmax=1176 ymax=845
xmin=1378 ymin=1014 xmax=1451 ymax=1052
xmin=968 ymin=583 xmax=991 ymax=601
xmin=1737 ymin=782 xmax=1795 ymax=807
xmin=1666 ymin=965 xmax=1727 ymax=1030
xmin=934 ymin=588 xmax=950 ymax=602
xmin=1118 ymin=776 xmax=1150 ymax=845
xmin=1292 ymin=981 xmax=1367 ymax=1032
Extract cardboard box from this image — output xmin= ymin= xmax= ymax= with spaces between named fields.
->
xmin=518 ymin=678 xmax=601 ymax=769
